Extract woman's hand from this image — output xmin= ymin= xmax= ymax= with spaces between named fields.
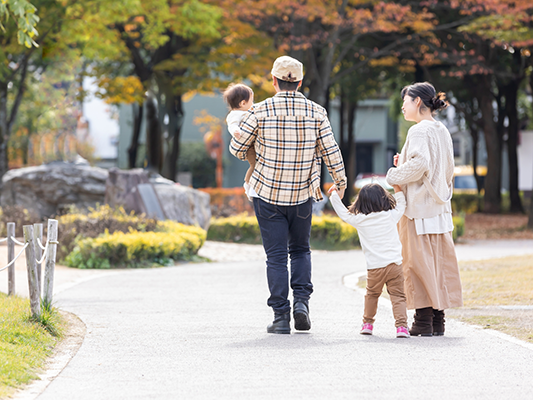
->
xmin=392 ymin=184 xmax=402 ymax=193
xmin=393 ymin=153 xmax=400 ymax=167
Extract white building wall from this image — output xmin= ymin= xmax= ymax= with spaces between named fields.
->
xmin=82 ymin=78 xmax=119 ymax=161
xmin=518 ymin=130 xmax=533 ymax=191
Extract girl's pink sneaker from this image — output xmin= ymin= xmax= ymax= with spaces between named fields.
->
xmin=396 ymin=326 xmax=410 ymax=338
xmin=360 ymin=323 xmax=373 ymax=335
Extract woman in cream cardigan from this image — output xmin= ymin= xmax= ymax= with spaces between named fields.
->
xmin=386 ymin=82 xmax=462 ymax=337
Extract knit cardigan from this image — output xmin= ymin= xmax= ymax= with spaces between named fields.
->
xmin=386 ymin=120 xmax=454 ymax=219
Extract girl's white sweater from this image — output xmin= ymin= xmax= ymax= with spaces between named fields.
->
xmin=386 ymin=120 xmax=454 ymax=219
xmin=330 ymin=191 xmax=405 ymax=270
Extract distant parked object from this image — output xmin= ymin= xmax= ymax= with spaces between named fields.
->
xmin=453 ymin=165 xmax=486 ymax=194
xmin=354 ymin=173 xmax=393 ymax=190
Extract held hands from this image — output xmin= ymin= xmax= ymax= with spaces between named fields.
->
xmin=328 ymin=185 xmax=345 ymax=199
xmin=392 ymin=184 xmax=402 ymax=193
xmin=234 ymin=128 xmax=242 ymax=140
xmin=393 ymin=153 xmax=400 ymax=167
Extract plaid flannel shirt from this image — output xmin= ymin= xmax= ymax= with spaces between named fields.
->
xmin=229 ymin=91 xmax=346 ymax=206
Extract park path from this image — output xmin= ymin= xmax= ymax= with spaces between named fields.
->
xmin=6 ymin=240 xmax=533 ymax=400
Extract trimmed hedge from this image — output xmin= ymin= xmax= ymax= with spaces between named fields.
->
xmin=208 ymin=213 xmax=465 ymax=249
xmin=65 ymin=220 xmax=206 ymax=269
xmin=452 ymin=216 xmax=465 ymax=241
xmin=57 ymin=205 xmax=158 ymax=262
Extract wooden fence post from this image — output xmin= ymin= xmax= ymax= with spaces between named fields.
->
xmin=33 ymin=223 xmax=43 ymax=293
xmin=23 ymin=225 xmax=40 ymax=319
xmin=7 ymin=222 xmax=15 ymax=296
xmin=43 ymin=219 xmax=58 ymax=308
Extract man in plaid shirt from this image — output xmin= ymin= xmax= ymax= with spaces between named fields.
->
xmin=230 ymin=56 xmax=347 ymax=334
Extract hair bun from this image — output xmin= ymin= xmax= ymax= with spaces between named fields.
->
xmin=431 ymin=92 xmax=448 ymax=111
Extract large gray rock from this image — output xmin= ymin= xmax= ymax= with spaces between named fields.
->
xmin=104 ymin=168 xmax=211 ymax=230
xmin=0 ymin=162 xmax=108 ymax=218
xmin=1 ymin=163 xmax=211 ymax=230
xmin=153 ymin=182 xmax=211 ymax=231
xmin=105 ymin=168 xmax=149 ymax=215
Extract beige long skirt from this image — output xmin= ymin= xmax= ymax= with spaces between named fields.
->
xmin=399 ymin=216 xmax=463 ymax=310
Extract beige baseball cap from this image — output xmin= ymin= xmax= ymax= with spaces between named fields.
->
xmin=271 ymin=56 xmax=303 ymax=82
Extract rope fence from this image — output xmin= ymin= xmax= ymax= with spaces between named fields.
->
xmin=1 ymin=220 xmax=59 ymax=318
xmin=0 ymin=243 xmax=29 ymax=273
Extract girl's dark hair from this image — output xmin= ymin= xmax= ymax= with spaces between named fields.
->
xmin=401 ymin=82 xmax=448 ymax=113
xmin=223 ymin=83 xmax=253 ymax=109
xmin=348 ymin=183 xmax=396 ymax=215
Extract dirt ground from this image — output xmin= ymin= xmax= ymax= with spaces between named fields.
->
xmin=461 ymin=213 xmax=533 ymax=240
xmin=454 ymin=214 xmax=533 ymax=343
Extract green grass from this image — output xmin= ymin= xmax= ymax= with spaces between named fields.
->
xmin=357 ymin=255 xmax=533 ymax=343
xmin=459 ymin=255 xmax=533 ymax=306
xmin=0 ymin=293 xmax=64 ymax=398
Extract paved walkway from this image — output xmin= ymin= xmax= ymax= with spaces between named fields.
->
xmin=4 ymin=240 xmax=533 ymax=400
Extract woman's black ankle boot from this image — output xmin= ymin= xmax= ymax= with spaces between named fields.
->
xmin=432 ymin=309 xmax=445 ymax=336
xmin=410 ymin=307 xmax=433 ymax=336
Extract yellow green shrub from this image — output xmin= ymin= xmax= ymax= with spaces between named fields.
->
xmin=57 ymin=204 xmax=158 ymax=261
xmin=206 ymin=214 xmax=262 ymax=244
xmin=208 ymin=213 xmax=466 ymax=249
xmin=453 ymin=215 xmax=465 ymax=241
xmin=207 ymin=214 xmax=359 ymax=250
xmin=65 ymin=220 xmax=206 ymax=269
xmin=310 ymin=215 xmax=360 ymax=250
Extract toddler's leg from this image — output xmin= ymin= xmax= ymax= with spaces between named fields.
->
xmin=363 ymin=268 xmax=386 ymax=325
xmin=244 ymin=147 xmax=256 ymax=183
xmin=385 ymin=263 xmax=408 ymax=328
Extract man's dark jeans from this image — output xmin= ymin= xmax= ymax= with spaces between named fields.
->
xmin=253 ymin=197 xmax=313 ymax=315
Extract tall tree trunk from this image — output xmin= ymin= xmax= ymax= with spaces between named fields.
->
xmin=145 ymin=93 xmax=163 ymax=173
xmin=0 ymin=81 xmax=9 ymax=178
xmin=468 ymin=124 xmax=483 ymax=212
xmin=344 ymin=100 xmax=357 ymax=207
xmin=128 ymin=103 xmax=143 ymax=169
xmin=339 ymin=93 xmax=346 ymax=156
xmin=161 ymin=94 xmax=184 ymax=181
xmin=478 ymin=76 xmax=501 ymax=214
xmin=470 ymin=126 xmax=481 ymax=191
xmin=504 ymin=80 xmax=524 ymax=213
xmin=527 ymin=74 xmax=533 ymax=230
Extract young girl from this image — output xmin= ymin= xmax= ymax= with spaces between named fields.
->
xmin=223 ymin=83 xmax=256 ymax=200
xmin=329 ymin=183 xmax=410 ymax=338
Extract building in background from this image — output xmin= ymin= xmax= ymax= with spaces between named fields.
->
xmin=80 ymin=78 xmax=119 ymax=168
xmin=117 ymin=94 xmax=398 ymax=188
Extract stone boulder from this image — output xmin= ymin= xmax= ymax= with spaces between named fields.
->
xmin=104 ymin=168 xmax=211 ymax=230
xmin=105 ymin=168 xmax=150 ymax=215
xmin=153 ymin=183 xmax=211 ymax=231
xmin=0 ymin=162 xmax=108 ymax=218
xmin=1 ymin=163 xmax=211 ymax=231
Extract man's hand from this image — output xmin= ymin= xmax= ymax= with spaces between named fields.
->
xmin=328 ymin=185 xmax=345 ymax=199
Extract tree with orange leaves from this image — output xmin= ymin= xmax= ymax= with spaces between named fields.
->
xmin=231 ymin=0 xmax=436 ymax=106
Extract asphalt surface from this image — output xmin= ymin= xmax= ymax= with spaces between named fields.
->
xmin=5 ymin=240 xmax=533 ymax=400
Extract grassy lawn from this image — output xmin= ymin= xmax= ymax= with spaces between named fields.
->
xmin=0 ymin=293 xmax=64 ymax=398
xmin=447 ymin=255 xmax=533 ymax=343
xmin=357 ymin=255 xmax=533 ymax=343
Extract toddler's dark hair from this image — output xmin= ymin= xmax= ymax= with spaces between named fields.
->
xmin=401 ymin=82 xmax=448 ymax=113
xmin=223 ymin=83 xmax=253 ymax=110
xmin=348 ymin=183 xmax=396 ymax=215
